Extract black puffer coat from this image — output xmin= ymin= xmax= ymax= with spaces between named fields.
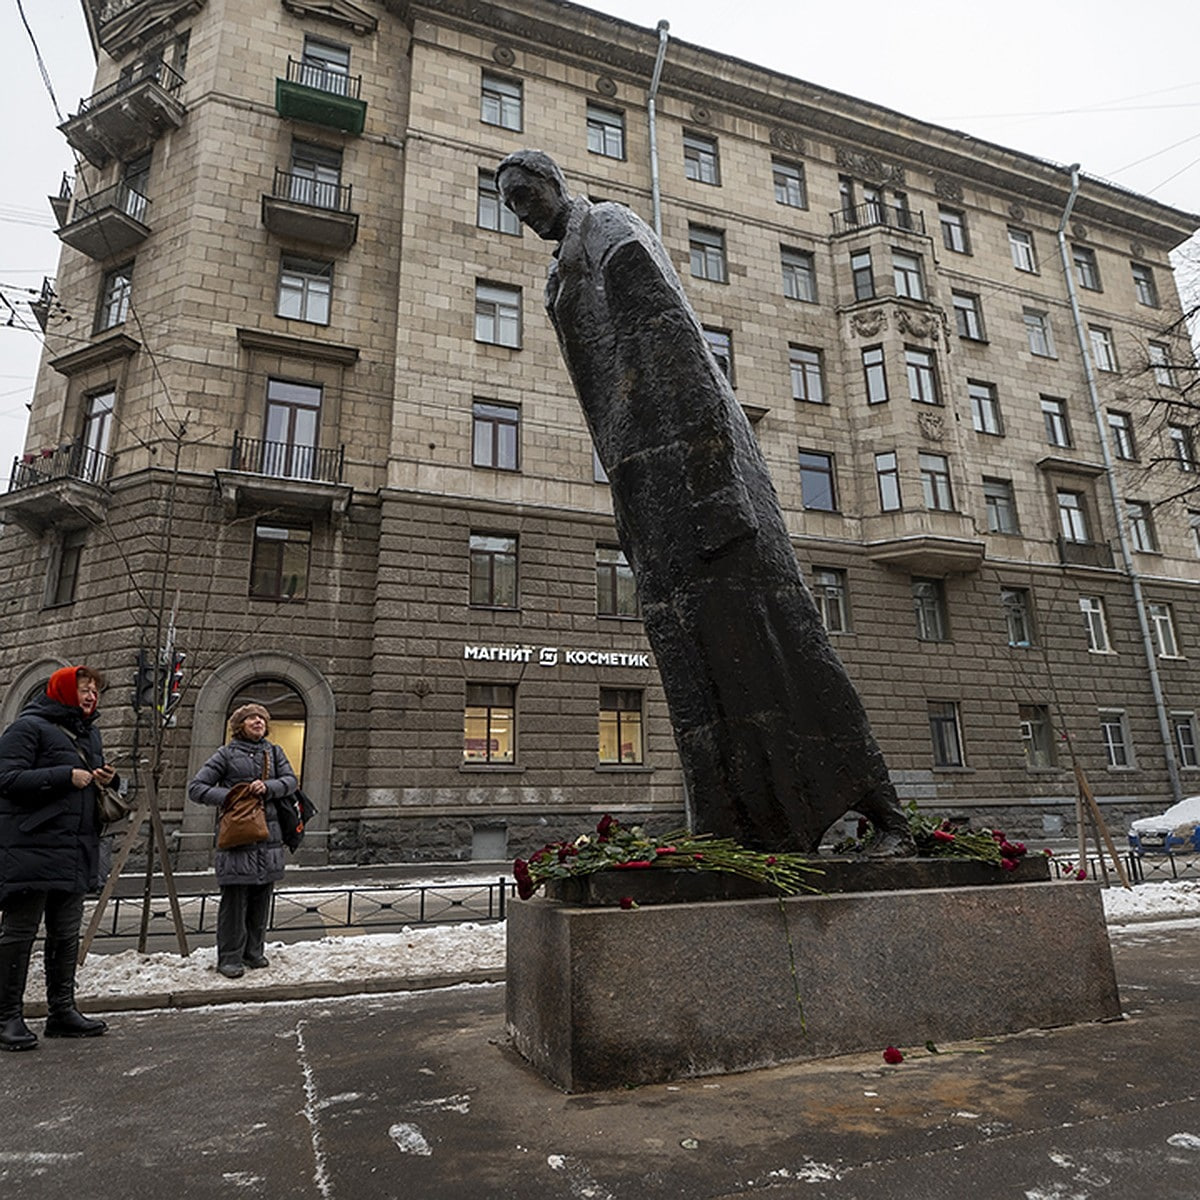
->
xmin=0 ymin=695 xmax=110 ymax=902
xmin=187 ymin=738 xmax=297 ymax=886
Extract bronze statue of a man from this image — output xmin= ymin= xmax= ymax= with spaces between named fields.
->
xmin=497 ymin=150 xmax=911 ymax=854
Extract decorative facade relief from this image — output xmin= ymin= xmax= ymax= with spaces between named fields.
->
xmin=1008 ymin=202 xmax=1026 ymax=221
xmin=835 ymin=145 xmax=905 ymax=185
xmin=690 ymin=104 xmax=713 ymax=125
xmin=281 ymin=0 xmax=378 ymax=34
xmin=896 ymin=308 xmax=940 ymax=341
xmin=917 ymin=411 xmax=946 ymax=442
xmin=595 ymin=76 xmax=617 ymax=97
xmin=932 ymin=174 xmax=964 ymax=202
xmin=769 ymin=127 xmax=805 ymax=155
xmin=493 ymin=44 xmax=516 ymax=66
xmin=90 ymin=0 xmax=205 ymax=58
xmin=849 ymin=308 xmax=887 ymax=338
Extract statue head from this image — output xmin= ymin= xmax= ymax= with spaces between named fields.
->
xmin=496 ymin=149 xmax=573 ymax=241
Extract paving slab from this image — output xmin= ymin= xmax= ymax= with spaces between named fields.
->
xmin=1 ymin=920 xmax=1197 ymax=1199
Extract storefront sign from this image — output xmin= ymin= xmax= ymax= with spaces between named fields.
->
xmin=463 ymin=644 xmax=651 ymax=669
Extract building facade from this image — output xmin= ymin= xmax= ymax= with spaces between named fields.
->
xmin=2 ymin=0 xmax=1198 ymax=864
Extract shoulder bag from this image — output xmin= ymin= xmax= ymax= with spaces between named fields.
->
xmin=217 ymin=747 xmax=271 ymax=850
xmin=65 ymin=729 xmax=133 ymax=827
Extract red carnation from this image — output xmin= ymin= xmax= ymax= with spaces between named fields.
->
xmin=619 ymin=896 xmax=636 ymax=910
xmin=933 ymin=829 xmax=955 ymax=843
xmin=883 ymin=1046 xmax=904 ymax=1065
xmin=614 ymin=859 xmax=653 ymax=869
xmin=1000 ymin=858 xmax=1018 ymax=872
xmin=513 ymin=858 xmax=534 ymax=900
xmin=655 ymin=846 xmax=678 ymax=856
xmin=1075 ymin=867 xmax=1088 ymax=881
xmin=766 ymin=856 xmax=777 ymax=866
xmin=596 ymin=814 xmax=616 ymax=841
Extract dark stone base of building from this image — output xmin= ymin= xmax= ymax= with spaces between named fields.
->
xmin=506 ymin=878 xmax=1120 ymax=1092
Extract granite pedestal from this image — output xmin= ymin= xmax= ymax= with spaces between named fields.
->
xmin=506 ymin=876 xmax=1120 ymax=1092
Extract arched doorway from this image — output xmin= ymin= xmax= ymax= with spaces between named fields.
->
xmin=1 ymin=658 xmax=67 ymax=728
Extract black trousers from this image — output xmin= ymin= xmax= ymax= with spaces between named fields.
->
xmin=216 ymin=883 xmax=273 ymax=966
xmin=0 ymin=889 xmax=86 ymax=1011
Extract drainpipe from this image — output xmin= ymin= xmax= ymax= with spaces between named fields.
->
xmin=1057 ymin=164 xmax=1183 ymax=805
xmin=647 ymin=20 xmax=670 ymax=237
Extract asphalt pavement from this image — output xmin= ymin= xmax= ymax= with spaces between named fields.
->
xmin=1 ymin=904 xmax=1198 ymax=1199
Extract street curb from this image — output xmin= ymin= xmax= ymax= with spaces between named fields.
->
xmin=24 ymin=969 xmax=506 ymax=1017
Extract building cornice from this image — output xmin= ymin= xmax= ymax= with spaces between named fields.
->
xmin=237 ymin=327 xmax=360 ymax=365
xmin=49 ymin=332 xmax=141 ymax=376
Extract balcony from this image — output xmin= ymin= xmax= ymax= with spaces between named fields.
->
xmin=831 ymin=202 xmax=926 ymax=237
xmin=56 ymin=181 xmax=151 ymax=260
xmin=215 ymin=434 xmax=351 ymax=520
xmin=59 ymin=61 xmax=186 ymax=168
xmin=49 ymin=173 xmax=73 ymax=226
xmin=1057 ymin=537 xmax=1115 ymax=569
xmin=1 ymin=441 xmax=114 ymax=533
xmin=275 ymin=58 xmax=367 ymax=135
xmin=261 ymin=168 xmax=359 ymax=249
xmin=862 ymin=511 xmax=986 ymax=575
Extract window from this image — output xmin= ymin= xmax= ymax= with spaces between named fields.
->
xmin=1023 ymin=309 xmax=1055 ymax=357
xmin=1072 ymin=245 xmax=1101 ymax=291
xmin=953 ymin=292 xmax=985 ymax=340
xmin=892 ymin=251 xmax=924 ymax=300
xmin=1169 ymin=424 xmax=1196 ymax=472
xmin=121 ymin=152 xmax=151 ymax=221
xmin=1107 ymin=410 xmax=1136 ymax=460
xmin=599 ymin=688 xmax=643 ymax=764
xmin=983 ymin=477 xmax=1018 ymax=533
xmin=781 ymin=247 xmax=817 ymax=302
xmin=905 ymin=348 xmax=939 ymax=405
xmin=277 ymin=257 xmax=331 ymax=324
xmin=1079 ymin=595 xmax=1111 ymax=653
xmin=798 ymin=450 xmax=837 ymax=511
xmin=300 ymin=36 xmax=350 ymax=94
xmin=1127 ymin=500 xmax=1157 ymax=552
xmin=919 ymin=452 xmax=953 ymax=511
xmin=969 ymin=381 xmax=1002 ymax=435
xmin=288 ymin=141 xmax=343 ymax=208
xmin=1173 ymin=713 xmax=1199 ymax=768
xmin=263 ymin=378 xmax=321 ymax=478
xmin=463 ymin=684 xmax=515 ymax=763
xmin=1148 ymin=341 xmax=1175 ymax=387
xmin=47 ymin=529 xmax=87 ymax=607
xmin=596 ymin=546 xmax=638 ymax=617
xmin=475 ymin=282 xmax=521 ymax=347
xmin=1020 ymin=705 xmax=1055 ymax=768
xmin=939 ymin=206 xmax=969 ymax=253
xmin=586 ymin=104 xmax=624 ymax=158
xmin=1099 ymin=710 xmax=1132 ymax=769
xmin=772 ymin=159 xmax=807 ymax=208
xmin=703 ymin=327 xmax=733 ymax=381
xmin=97 ymin=263 xmax=132 ymax=331
xmin=683 ymin=132 xmax=719 ymax=184
xmin=1147 ymin=602 xmax=1179 ymax=657
xmin=1057 ymin=490 xmax=1090 ymax=543
xmin=1131 ymin=262 xmax=1159 ymax=307
xmin=789 ymin=346 xmax=824 ymax=404
xmin=477 ymin=170 xmax=522 ymax=235
xmin=250 ymin=524 xmax=310 ymax=600
xmin=1001 ymin=587 xmax=1034 ymax=647
xmin=1089 ymin=326 xmax=1117 ymax=372
xmin=80 ymin=389 xmax=114 ymax=482
xmin=1008 ymin=227 xmax=1037 ymax=272
xmin=1041 ymin=397 xmax=1071 ymax=448
xmin=812 ymin=567 xmax=849 ymax=632
xmin=689 ymin=225 xmax=727 ymax=282
xmin=913 ymin=579 xmax=948 ymax=642
xmin=862 ymin=346 xmax=888 ymax=404
xmin=481 ymin=73 xmax=522 ymax=130
xmin=875 ymin=451 xmax=901 ymax=511
xmin=469 ymin=533 xmax=518 ymax=608
xmin=850 ymin=249 xmax=874 ymax=301
xmin=472 ymin=400 xmax=520 ymax=471
xmin=928 ymin=701 xmax=964 ymax=766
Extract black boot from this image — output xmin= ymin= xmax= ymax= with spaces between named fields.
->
xmin=0 ymin=941 xmax=38 ymax=1051
xmin=43 ymin=935 xmax=106 ymax=1040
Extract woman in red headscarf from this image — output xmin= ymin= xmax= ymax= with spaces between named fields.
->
xmin=0 ymin=665 xmax=118 ymax=1051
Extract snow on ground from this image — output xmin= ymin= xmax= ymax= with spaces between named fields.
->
xmin=57 ymin=879 xmax=1199 ymax=1005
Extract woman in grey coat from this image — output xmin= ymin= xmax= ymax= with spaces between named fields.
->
xmin=187 ymin=703 xmax=297 ymax=979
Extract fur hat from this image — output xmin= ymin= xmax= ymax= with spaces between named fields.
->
xmin=229 ymin=703 xmax=271 ymax=736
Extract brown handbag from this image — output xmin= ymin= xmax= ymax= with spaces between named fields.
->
xmin=217 ymin=747 xmax=271 ymax=850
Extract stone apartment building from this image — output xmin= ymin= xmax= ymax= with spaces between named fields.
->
xmin=1 ymin=0 xmax=1198 ymax=864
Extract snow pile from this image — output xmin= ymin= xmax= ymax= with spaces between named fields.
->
xmin=53 ymin=879 xmax=1199 ymax=1006
xmin=71 ymin=922 xmax=505 ymax=1002
xmin=1101 ymin=879 xmax=1200 ymax=924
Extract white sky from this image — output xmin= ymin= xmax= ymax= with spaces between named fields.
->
xmin=1 ymin=0 xmax=1198 ymax=470
xmin=52 ymin=878 xmax=1200 ymax=1003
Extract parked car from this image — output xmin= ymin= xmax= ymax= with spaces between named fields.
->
xmin=1128 ymin=795 xmax=1200 ymax=855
